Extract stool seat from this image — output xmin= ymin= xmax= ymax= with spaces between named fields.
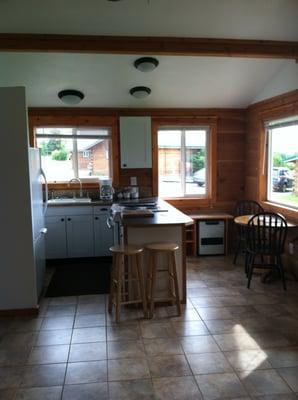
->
xmin=145 ymin=242 xmax=179 ymax=252
xmin=109 ymin=245 xmax=144 ymax=255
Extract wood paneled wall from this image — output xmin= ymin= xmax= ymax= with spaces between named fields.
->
xmin=29 ymin=107 xmax=246 ymax=212
xmin=245 ymin=90 xmax=298 ymax=222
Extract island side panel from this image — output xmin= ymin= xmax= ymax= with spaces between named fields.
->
xmin=125 ymin=225 xmax=186 ymax=303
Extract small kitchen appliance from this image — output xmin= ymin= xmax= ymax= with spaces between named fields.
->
xmin=100 ymin=179 xmax=114 ymax=201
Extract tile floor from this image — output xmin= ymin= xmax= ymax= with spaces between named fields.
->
xmin=0 ymin=256 xmax=298 ymax=399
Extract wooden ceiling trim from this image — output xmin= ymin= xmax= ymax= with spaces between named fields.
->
xmin=1 ymin=34 xmax=298 ymax=60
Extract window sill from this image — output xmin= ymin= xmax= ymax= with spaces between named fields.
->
xmin=262 ymin=200 xmax=298 ymax=224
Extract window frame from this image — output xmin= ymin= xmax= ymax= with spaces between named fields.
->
xmin=157 ymin=126 xmax=210 ymax=199
xmin=151 ymin=117 xmax=217 ymax=206
xmin=266 ymin=116 xmax=298 ymax=210
xmin=35 ymin=126 xmax=112 ymax=183
xmin=29 ymin=114 xmax=119 ymax=189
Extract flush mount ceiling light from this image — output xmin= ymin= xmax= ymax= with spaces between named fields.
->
xmin=134 ymin=57 xmax=159 ymax=72
xmin=58 ymin=89 xmax=84 ymax=105
xmin=129 ymin=86 xmax=151 ymax=99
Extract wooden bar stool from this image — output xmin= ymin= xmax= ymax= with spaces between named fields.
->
xmin=146 ymin=242 xmax=181 ymax=319
xmin=108 ymin=244 xmax=147 ymax=323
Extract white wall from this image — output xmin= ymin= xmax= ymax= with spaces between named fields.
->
xmin=0 ymin=87 xmax=37 ymax=310
xmin=252 ymin=61 xmax=298 ymax=104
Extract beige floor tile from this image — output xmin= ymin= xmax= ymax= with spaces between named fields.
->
xmin=108 ymin=358 xmax=150 ymax=381
xmin=45 ymin=305 xmax=76 ymax=318
xmin=171 ymin=321 xmax=209 ymax=336
xmin=224 ymin=349 xmax=273 ymax=371
xmin=71 ymin=327 xmax=106 ymax=343
xmin=41 ymin=316 xmax=74 ymax=330
xmin=107 ymin=340 xmax=146 ymax=359
xmin=36 ymin=329 xmax=72 ymax=346
xmin=180 ymin=335 xmax=220 ymax=354
xmin=277 ymin=367 xmax=298 ymax=392
xmin=109 ymin=379 xmax=155 ymax=400
xmin=140 ymin=322 xmax=173 ymax=339
xmin=187 ymin=352 xmax=233 ymax=374
xmin=239 ymin=369 xmax=292 ymax=396
xmin=76 ymin=302 xmax=105 ymax=315
xmin=196 ymin=306 xmax=233 ymax=321
xmin=21 ymin=364 xmax=66 ymax=388
xmin=65 ymin=360 xmax=107 ymax=384
xmin=107 ymin=323 xmax=141 ymax=341
xmin=69 ymin=342 xmax=107 ymax=362
xmin=148 ymin=354 xmax=192 ymax=378
xmin=0 ymin=366 xmax=24 ymax=389
xmin=9 ymin=317 xmax=43 ymax=333
xmin=195 ymin=372 xmax=248 ymax=400
xmin=15 ymin=386 xmax=62 ymax=400
xmin=62 ymin=382 xmax=108 ymax=400
xmin=153 ymin=376 xmax=202 ymax=400
xmin=74 ymin=313 xmax=106 ymax=328
xmin=143 ymin=338 xmax=183 ymax=356
xmin=27 ymin=344 xmax=69 ymax=365
xmin=266 ymin=348 xmax=298 ymax=368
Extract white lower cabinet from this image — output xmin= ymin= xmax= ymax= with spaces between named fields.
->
xmin=94 ymin=213 xmax=114 ymax=256
xmin=45 ymin=216 xmax=68 ymax=259
xmin=66 ymin=215 xmax=94 ymax=258
xmin=45 ymin=206 xmax=112 ymax=259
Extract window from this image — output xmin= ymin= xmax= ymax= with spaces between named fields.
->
xmin=158 ymin=127 xmax=208 ymax=197
xmin=36 ymin=127 xmax=111 ymax=182
xmin=267 ymin=117 xmax=298 ymax=209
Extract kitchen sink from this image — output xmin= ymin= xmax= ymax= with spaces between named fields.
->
xmin=48 ymin=197 xmax=92 ymax=204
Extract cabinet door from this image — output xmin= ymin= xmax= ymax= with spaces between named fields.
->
xmin=120 ymin=116 xmax=152 ymax=168
xmin=45 ymin=216 xmax=67 ymax=259
xmin=94 ymin=214 xmax=114 ymax=256
xmin=66 ymin=215 xmax=94 ymax=258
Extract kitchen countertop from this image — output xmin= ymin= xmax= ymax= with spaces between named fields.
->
xmin=113 ymin=198 xmax=193 ymax=227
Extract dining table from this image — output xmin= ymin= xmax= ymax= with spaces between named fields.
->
xmin=234 ymin=214 xmax=297 ymax=282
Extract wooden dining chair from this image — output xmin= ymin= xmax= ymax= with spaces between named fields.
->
xmin=246 ymin=212 xmax=288 ymax=290
xmin=233 ymin=200 xmax=264 ymax=265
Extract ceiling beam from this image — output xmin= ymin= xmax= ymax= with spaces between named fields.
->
xmin=0 ymin=34 xmax=297 ymax=59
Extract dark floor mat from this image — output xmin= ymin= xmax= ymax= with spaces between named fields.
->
xmin=44 ymin=257 xmax=111 ymax=297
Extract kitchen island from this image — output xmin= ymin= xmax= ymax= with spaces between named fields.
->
xmin=112 ymin=199 xmax=193 ymax=303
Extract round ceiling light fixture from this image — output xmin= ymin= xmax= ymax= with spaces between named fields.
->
xmin=134 ymin=57 xmax=159 ymax=72
xmin=129 ymin=86 xmax=151 ymax=99
xmin=58 ymin=89 xmax=85 ymax=105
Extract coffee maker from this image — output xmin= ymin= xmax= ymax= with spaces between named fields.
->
xmin=100 ymin=179 xmax=114 ymax=201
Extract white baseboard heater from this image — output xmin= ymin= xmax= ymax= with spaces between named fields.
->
xmin=198 ymin=220 xmax=225 ymax=255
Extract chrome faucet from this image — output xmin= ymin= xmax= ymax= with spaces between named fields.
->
xmin=68 ymin=178 xmax=83 ymax=198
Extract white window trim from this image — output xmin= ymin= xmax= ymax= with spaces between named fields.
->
xmin=266 ymin=117 xmax=298 ymax=210
xmin=158 ymin=126 xmax=209 ymax=199
xmin=36 ymin=126 xmax=112 ymax=182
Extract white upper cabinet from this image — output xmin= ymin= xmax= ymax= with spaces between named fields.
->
xmin=120 ymin=117 xmax=152 ymax=168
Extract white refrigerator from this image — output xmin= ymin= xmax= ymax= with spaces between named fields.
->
xmin=29 ymin=148 xmax=48 ymax=297
xmin=0 ymin=87 xmax=47 ymax=311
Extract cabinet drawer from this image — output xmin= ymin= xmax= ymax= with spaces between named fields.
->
xmin=46 ymin=206 xmax=93 ymax=217
xmin=93 ymin=206 xmax=111 ymax=214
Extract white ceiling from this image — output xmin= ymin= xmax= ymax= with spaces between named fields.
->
xmin=0 ymin=53 xmax=289 ymax=108
xmin=0 ymin=0 xmax=297 ymax=40
xmin=0 ymin=0 xmax=297 ymax=108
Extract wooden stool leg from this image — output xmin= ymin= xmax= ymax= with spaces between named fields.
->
xmin=115 ymin=254 xmax=123 ymax=323
xmin=171 ymin=252 xmax=181 ymax=316
xmin=167 ymin=251 xmax=175 ymax=306
xmin=135 ymin=252 xmax=147 ymax=318
xmin=108 ymin=254 xmax=116 ymax=314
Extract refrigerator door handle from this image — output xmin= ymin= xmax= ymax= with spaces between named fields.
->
xmin=40 ymin=168 xmax=48 ymax=216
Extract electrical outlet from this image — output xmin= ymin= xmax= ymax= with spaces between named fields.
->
xmin=130 ymin=176 xmax=137 ymax=186
xmin=289 ymin=242 xmax=294 ymax=255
